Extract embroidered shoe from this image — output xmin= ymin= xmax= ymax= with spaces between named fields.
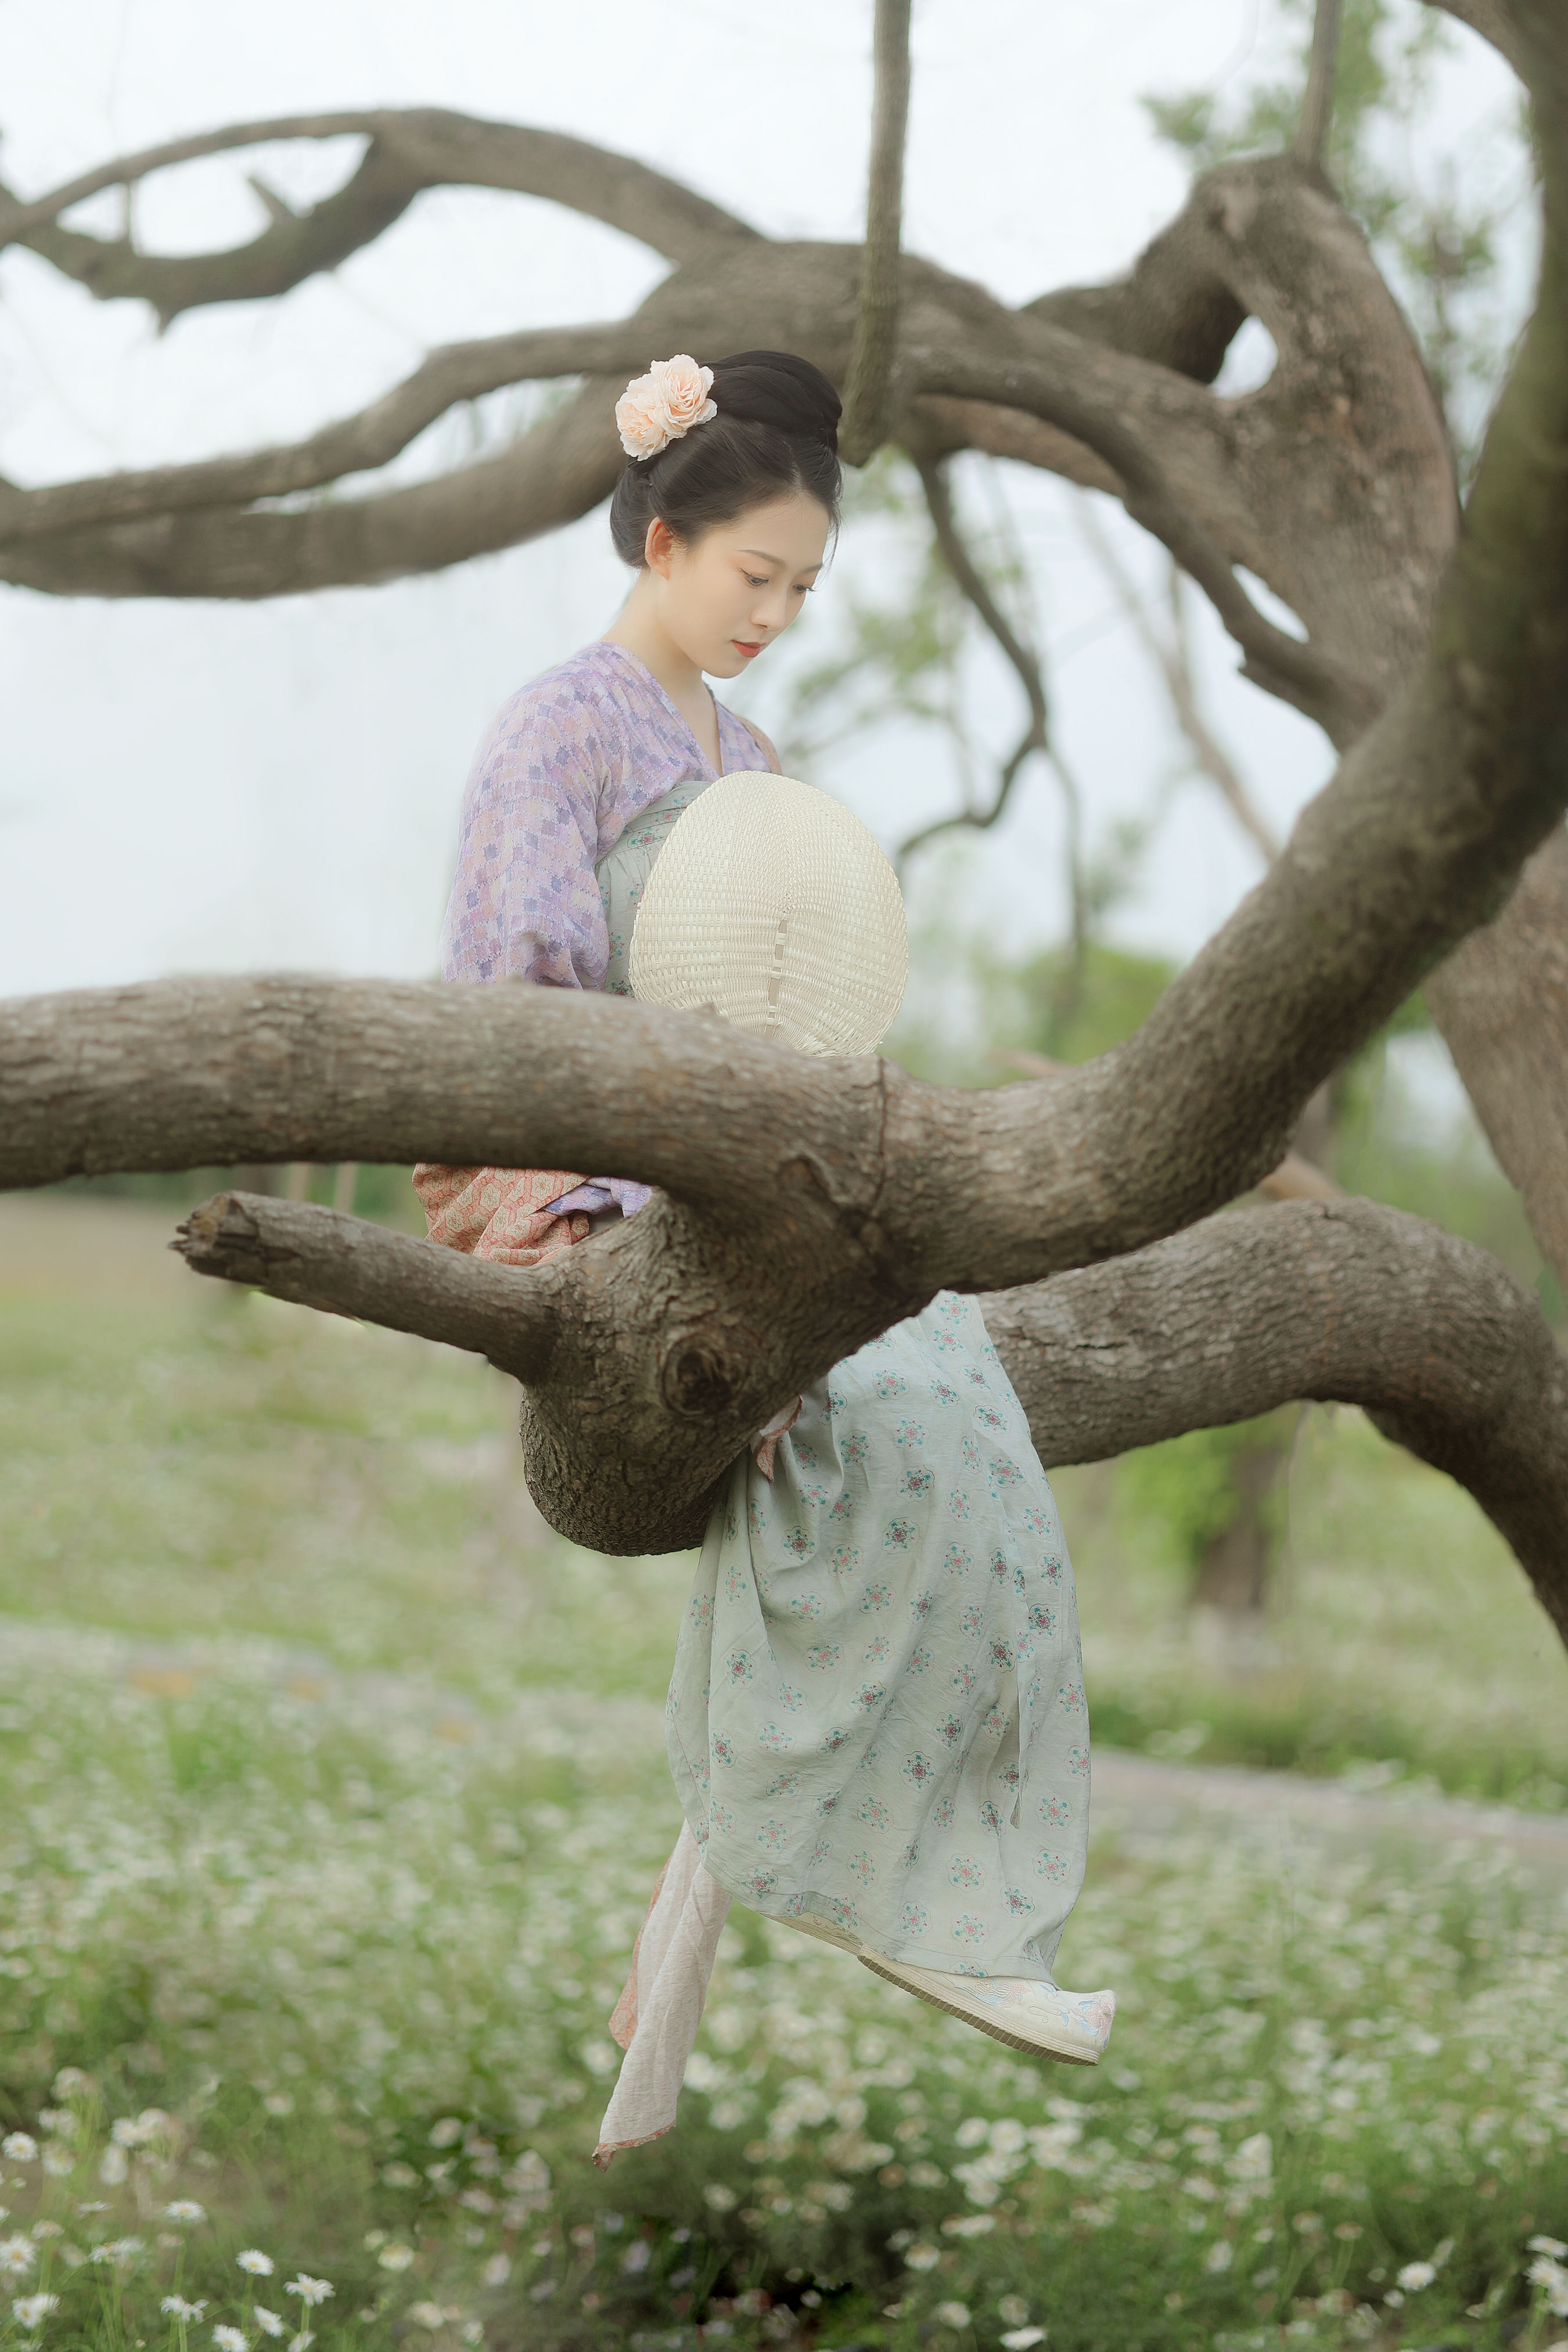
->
xmin=857 ymin=1954 xmax=1115 ymax=2065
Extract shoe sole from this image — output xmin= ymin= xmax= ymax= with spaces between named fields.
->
xmin=856 ymin=1951 xmax=1102 ymax=2066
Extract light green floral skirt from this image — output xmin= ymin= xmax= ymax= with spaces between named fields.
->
xmin=666 ymin=1292 xmax=1090 ymax=1980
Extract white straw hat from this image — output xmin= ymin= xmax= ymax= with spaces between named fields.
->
xmin=628 ymin=771 xmax=907 ymax=1056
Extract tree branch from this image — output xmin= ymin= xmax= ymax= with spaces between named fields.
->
xmin=0 ymin=158 xmax=1451 ymax=675
xmin=0 ymin=322 xmax=654 ymax=544
xmin=838 ymin=0 xmax=914 ymax=467
xmin=891 ymin=455 xmax=1066 ymax=882
xmin=1020 ymin=154 xmax=1458 ymax=697
xmin=164 ymin=1184 xmax=1568 ymax=1629
xmin=1159 ymin=558 xmax=1283 ymax=861
xmin=913 ymin=456 xmax=1046 ymax=743
xmin=173 ymin=1190 xmax=559 ymax=1382
xmin=1295 ymin=0 xmax=1344 ymax=170
xmin=907 ymin=340 xmax=1378 ymax=745
xmin=0 ymin=373 xmax=628 ymax=596
xmin=1075 ymin=502 xmax=1282 ymax=863
xmin=8 ymin=186 xmax=1568 ymax=1274
xmin=984 ymin=1199 xmax=1568 ymax=1638
xmin=0 ymin=110 xmax=760 ymax=321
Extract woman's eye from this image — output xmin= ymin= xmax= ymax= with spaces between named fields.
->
xmin=745 ymin=573 xmax=768 ymax=588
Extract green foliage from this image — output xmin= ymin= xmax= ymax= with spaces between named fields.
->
xmin=889 ymin=919 xmax=1177 ymax=1089
xmin=47 ymin=1164 xmax=425 ymax=1229
xmin=1059 ymin=1396 xmax=1568 ymax=1808
xmin=1 ymin=1646 xmax=1566 ymax=2352
xmin=779 ymin=452 xmax=971 ymax=771
xmin=1009 ymin=938 xmax=1177 ymax=1064
xmin=1117 ymin=1414 xmax=1294 ymax=1578
xmin=1316 ymin=1001 xmax=1552 ymax=1306
xmin=893 ymin=901 xmax=1554 ymax=1321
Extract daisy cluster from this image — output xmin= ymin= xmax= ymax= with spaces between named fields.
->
xmin=1 ymin=1282 xmax=1565 ymax=2350
xmin=0 ymin=1650 xmax=1562 ymax=2352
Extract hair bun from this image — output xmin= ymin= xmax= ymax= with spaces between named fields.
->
xmin=607 ymin=346 xmax=843 ymax=566
xmin=706 ymin=350 xmax=841 ymax=454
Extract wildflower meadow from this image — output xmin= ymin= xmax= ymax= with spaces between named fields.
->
xmin=2 ymin=1196 xmax=1566 ymax=2352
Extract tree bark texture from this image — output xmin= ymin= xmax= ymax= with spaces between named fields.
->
xmin=0 ymin=154 xmax=1454 ymax=713
xmin=1423 ymin=825 xmax=1568 ymax=1300
xmin=4 ymin=81 xmax=1540 ymax=1220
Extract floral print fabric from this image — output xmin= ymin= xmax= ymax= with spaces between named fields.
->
xmin=412 ymin=1162 xmax=594 ymax=1270
xmin=437 ymin=640 xmax=776 ymax=992
xmin=667 ymin=1294 xmax=1090 ymax=1980
xmin=416 ymin=643 xmax=776 ymax=1265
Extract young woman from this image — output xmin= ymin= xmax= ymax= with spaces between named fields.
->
xmin=418 ymin=350 xmax=828 ymax=1265
xmin=418 ymin=351 xmax=1113 ymax=2158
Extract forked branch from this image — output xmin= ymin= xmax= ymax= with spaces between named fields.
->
xmin=0 ymin=321 xmax=651 ymax=544
xmin=0 ymin=109 xmax=760 ymax=320
xmin=3 ymin=134 xmax=1567 ymax=1558
xmin=893 ymin=455 xmax=1063 ymax=878
xmin=907 ymin=344 xmax=1378 ymax=745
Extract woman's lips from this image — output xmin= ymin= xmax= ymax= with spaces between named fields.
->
xmin=733 ymin=639 xmax=762 ymax=659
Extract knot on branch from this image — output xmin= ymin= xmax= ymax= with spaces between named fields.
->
xmin=660 ymin=1319 xmax=758 ymax=1420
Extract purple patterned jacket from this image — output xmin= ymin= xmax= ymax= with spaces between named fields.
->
xmin=418 ymin=640 xmax=778 ymax=1265
xmin=439 ymin=639 xmax=777 ymax=991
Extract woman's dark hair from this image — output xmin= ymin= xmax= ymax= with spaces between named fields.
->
xmin=609 ymin=349 xmax=841 ymax=566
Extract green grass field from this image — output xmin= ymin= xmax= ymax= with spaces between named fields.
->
xmin=2 ymin=1197 xmax=1565 ymax=2352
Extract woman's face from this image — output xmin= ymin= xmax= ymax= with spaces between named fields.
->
xmin=645 ymin=490 xmax=829 ymax=679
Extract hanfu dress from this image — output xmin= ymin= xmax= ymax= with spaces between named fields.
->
xmin=421 ymin=639 xmax=1095 ymax=2153
xmin=665 ymin=1303 xmax=1089 ymax=1980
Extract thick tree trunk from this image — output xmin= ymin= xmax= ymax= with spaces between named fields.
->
xmin=1190 ymin=1440 xmax=1285 ymax=1616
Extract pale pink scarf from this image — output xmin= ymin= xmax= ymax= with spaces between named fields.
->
xmin=594 ymin=1824 xmax=732 ymax=2166
xmin=594 ymin=1396 xmax=802 ymax=2166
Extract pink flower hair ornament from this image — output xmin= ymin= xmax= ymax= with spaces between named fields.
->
xmin=615 ymin=355 xmax=718 ymax=461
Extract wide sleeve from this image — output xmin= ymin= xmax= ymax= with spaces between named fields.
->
xmin=419 ymin=674 xmax=617 ymax=1263
xmin=437 ymin=675 xmax=613 ymax=992
xmin=412 ymin=1160 xmax=591 ymax=1268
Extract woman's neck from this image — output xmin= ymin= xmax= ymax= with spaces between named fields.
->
xmin=602 ymin=578 xmax=720 ymax=767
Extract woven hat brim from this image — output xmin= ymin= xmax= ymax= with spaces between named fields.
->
xmin=628 ymin=771 xmax=907 ymax=1056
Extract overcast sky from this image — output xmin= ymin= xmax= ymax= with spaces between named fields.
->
xmin=0 ymin=0 xmax=1525 ymax=1010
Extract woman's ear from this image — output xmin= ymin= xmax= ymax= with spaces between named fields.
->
xmin=644 ymin=516 xmax=679 ymax=578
